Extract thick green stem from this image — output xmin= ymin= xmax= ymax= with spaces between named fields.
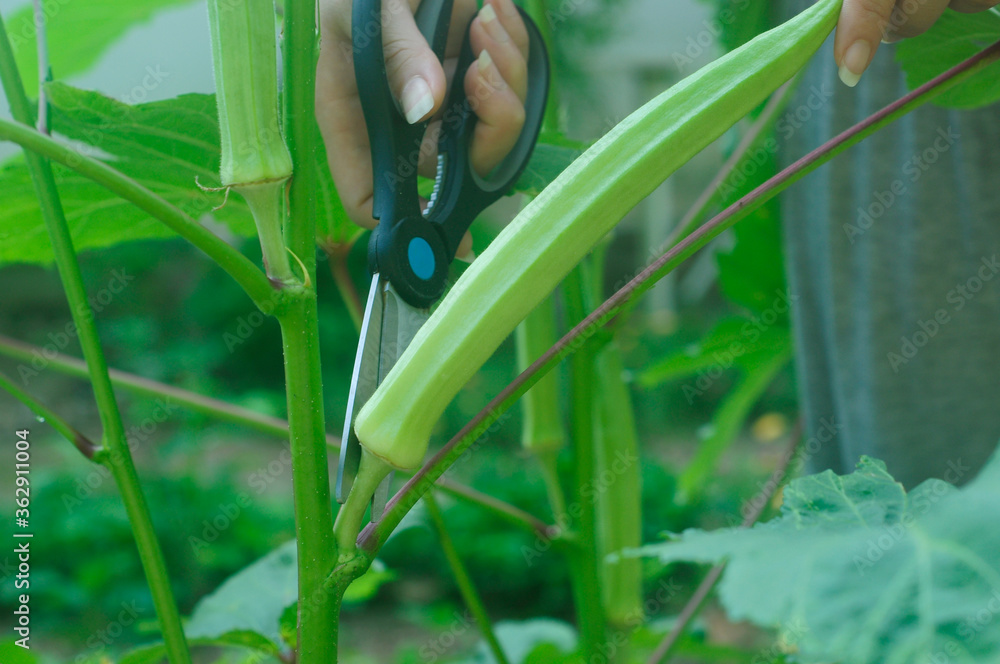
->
xmin=0 ymin=12 xmax=191 ymax=663
xmin=277 ymin=298 xmax=338 ymax=663
xmin=594 ymin=342 xmax=643 ymax=633
xmin=0 ymin=118 xmax=276 ymax=310
xmin=0 ymin=369 xmax=99 ymax=458
xmin=424 ymin=493 xmax=511 ymax=664
xmin=240 ymin=181 xmax=295 ymax=284
xmin=562 ymin=265 xmax=607 ymax=657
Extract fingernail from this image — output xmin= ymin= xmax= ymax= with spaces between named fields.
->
xmin=477 ymin=48 xmax=493 ymax=74
xmin=401 ymin=76 xmax=434 ymax=124
xmin=479 ymin=2 xmax=498 ymax=24
xmin=479 ymin=3 xmax=510 ymax=42
xmin=838 ymin=40 xmax=871 ymax=88
xmin=456 ymin=248 xmax=477 ymax=263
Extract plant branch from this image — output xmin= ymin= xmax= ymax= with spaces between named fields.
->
xmin=0 ymin=12 xmax=192 ymax=663
xmin=0 ymin=333 xmax=555 ymax=539
xmin=0 ymin=369 xmax=99 ymax=458
xmin=433 ymin=477 xmax=557 ymax=539
xmin=424 ymin=492 xmax=511 ymax=664
xmin=30 ymin=0 xmax=48 ymax=134
xmin=0 ymin=333 xmax=332 ymax=443
xmin=0 ymin=117 xmax=276 ymax=311
xmin=645 ymin=421 xmax=804 ymax=664
xmin=359 ymin=38 xmax=1000 ymax=555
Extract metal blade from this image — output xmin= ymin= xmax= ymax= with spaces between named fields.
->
xmin=369 ymin=282 xmax=429 ymax=520
xmin=336 ymin=274 xmax=384 ymax=503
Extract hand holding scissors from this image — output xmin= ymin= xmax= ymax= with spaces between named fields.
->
xmin=333 ymin=0 xmax=549 ymax=520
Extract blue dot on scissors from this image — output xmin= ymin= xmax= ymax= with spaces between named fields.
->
xmin=408 ymin=237 xmax=435 ymax=280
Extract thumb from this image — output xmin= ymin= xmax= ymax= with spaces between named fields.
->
xmin=381 ymin=0 xmax=447 ymax=124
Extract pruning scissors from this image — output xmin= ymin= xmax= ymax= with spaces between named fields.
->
xmin=336 ymin=0 xmax=549 ymax=515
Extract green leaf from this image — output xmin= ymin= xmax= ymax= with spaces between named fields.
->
xmin=186 ymin=539 xmax=297 ymax=649
xmin=0 ymin=83 xmax=251 ymax=266
xmin=896 ymin=9 xmax=1000 ymax=109
xmin=638 ymin=318 xmax=790 ymax=387
xmin=119 ymin=635 xmax=280 ymax=664
xmin=632 ymin=451 xmax=1000 ymax=664
xmin=6 ymin=0 xmax=197 ymax=93
xmin=0 ymin=83 xmax=354 ymax=265
xmin=187 ymin=539 xmax=393 ymax=654
xmin=472 ymin=619 xmax=578 ymax=664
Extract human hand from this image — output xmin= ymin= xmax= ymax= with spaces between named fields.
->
xmin=835 ymin=0 xmax=1000 ymax=86
xmin=316 ymin=0 xmax=530 ymax=256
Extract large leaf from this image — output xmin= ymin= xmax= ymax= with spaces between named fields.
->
xmin=633 ymin=451 xmax=1000 ymax=664
xmin=6 ymin=0 xmax=197 ymax=93
xmin=0 ymin=82 xmax=357 ymax=265
xmin=186 ymin=540 xmax=298 ymax=649
xmin=896 ymin=9 xmax=1000 ymax=109
xmin=187 ymin=539 xmax=394 ymax=653
xmin=0 ymin=83 xmax=251 ymax=265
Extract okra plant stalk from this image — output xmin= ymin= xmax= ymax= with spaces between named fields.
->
xmin=516 ymin=296 xmax=567 ymax=518
xmin=207 ymin=0 xmax=295 ymax=285
xmin=594 ymin=342 xmax=643 ymax=631
xmin=353 ymin=0 xmax=841 ymax=475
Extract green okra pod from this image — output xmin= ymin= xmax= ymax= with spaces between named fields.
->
xmin=207 ymin=0 xmax=295 ymax=283
xmin=355 ymin=0 xmax=842 ymax=471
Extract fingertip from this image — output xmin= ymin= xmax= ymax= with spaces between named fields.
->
xmin=838 ymin=39 xmax=872 ymax=87
xmin=401 ymin=75 xmax=435 ymax=124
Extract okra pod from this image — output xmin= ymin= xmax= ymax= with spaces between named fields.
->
xmin=355 ymin=0 xmax=842 ymax=470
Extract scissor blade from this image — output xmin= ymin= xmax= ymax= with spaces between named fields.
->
xmin=337 ymin=274 xmax=384 ymax=503
xmin=370 ymin=283 xmax=429 ymax=520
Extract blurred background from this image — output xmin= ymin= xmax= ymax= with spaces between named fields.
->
xmin=0 ymin=0 xmax=802 ymax=661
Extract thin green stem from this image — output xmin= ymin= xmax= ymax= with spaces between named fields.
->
xmin=434 ymin=477 xmax=557 ymax=540
xmin=536 ymin=451 xmax=567 ymax=521
xmin=0 ymin=369 xmax=99 ymax=458
xmin=424 ymin=492 xmax=511 ymax=664
xmin=277 ymin=299 xmax=338 ymax=663
xmin=0 ymin=332 xmax=555 ymax=540
xmin=0 ymin=12 xmax=191 ymax=664
xmin=562 ymin=265 xmax=606 ymax=657
xmin=360 ymin=38 xmax=1000 ymax=557
xmin=0 ymin=333 xmax=331 ymax=443
xmin=0 ymin=117 xmax=276 ymax=311
xmin=282 ymin=0 xmax=319 ymax=270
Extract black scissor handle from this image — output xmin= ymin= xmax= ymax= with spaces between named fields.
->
xmin=353 ymin=0 xmax=549 ymax=308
